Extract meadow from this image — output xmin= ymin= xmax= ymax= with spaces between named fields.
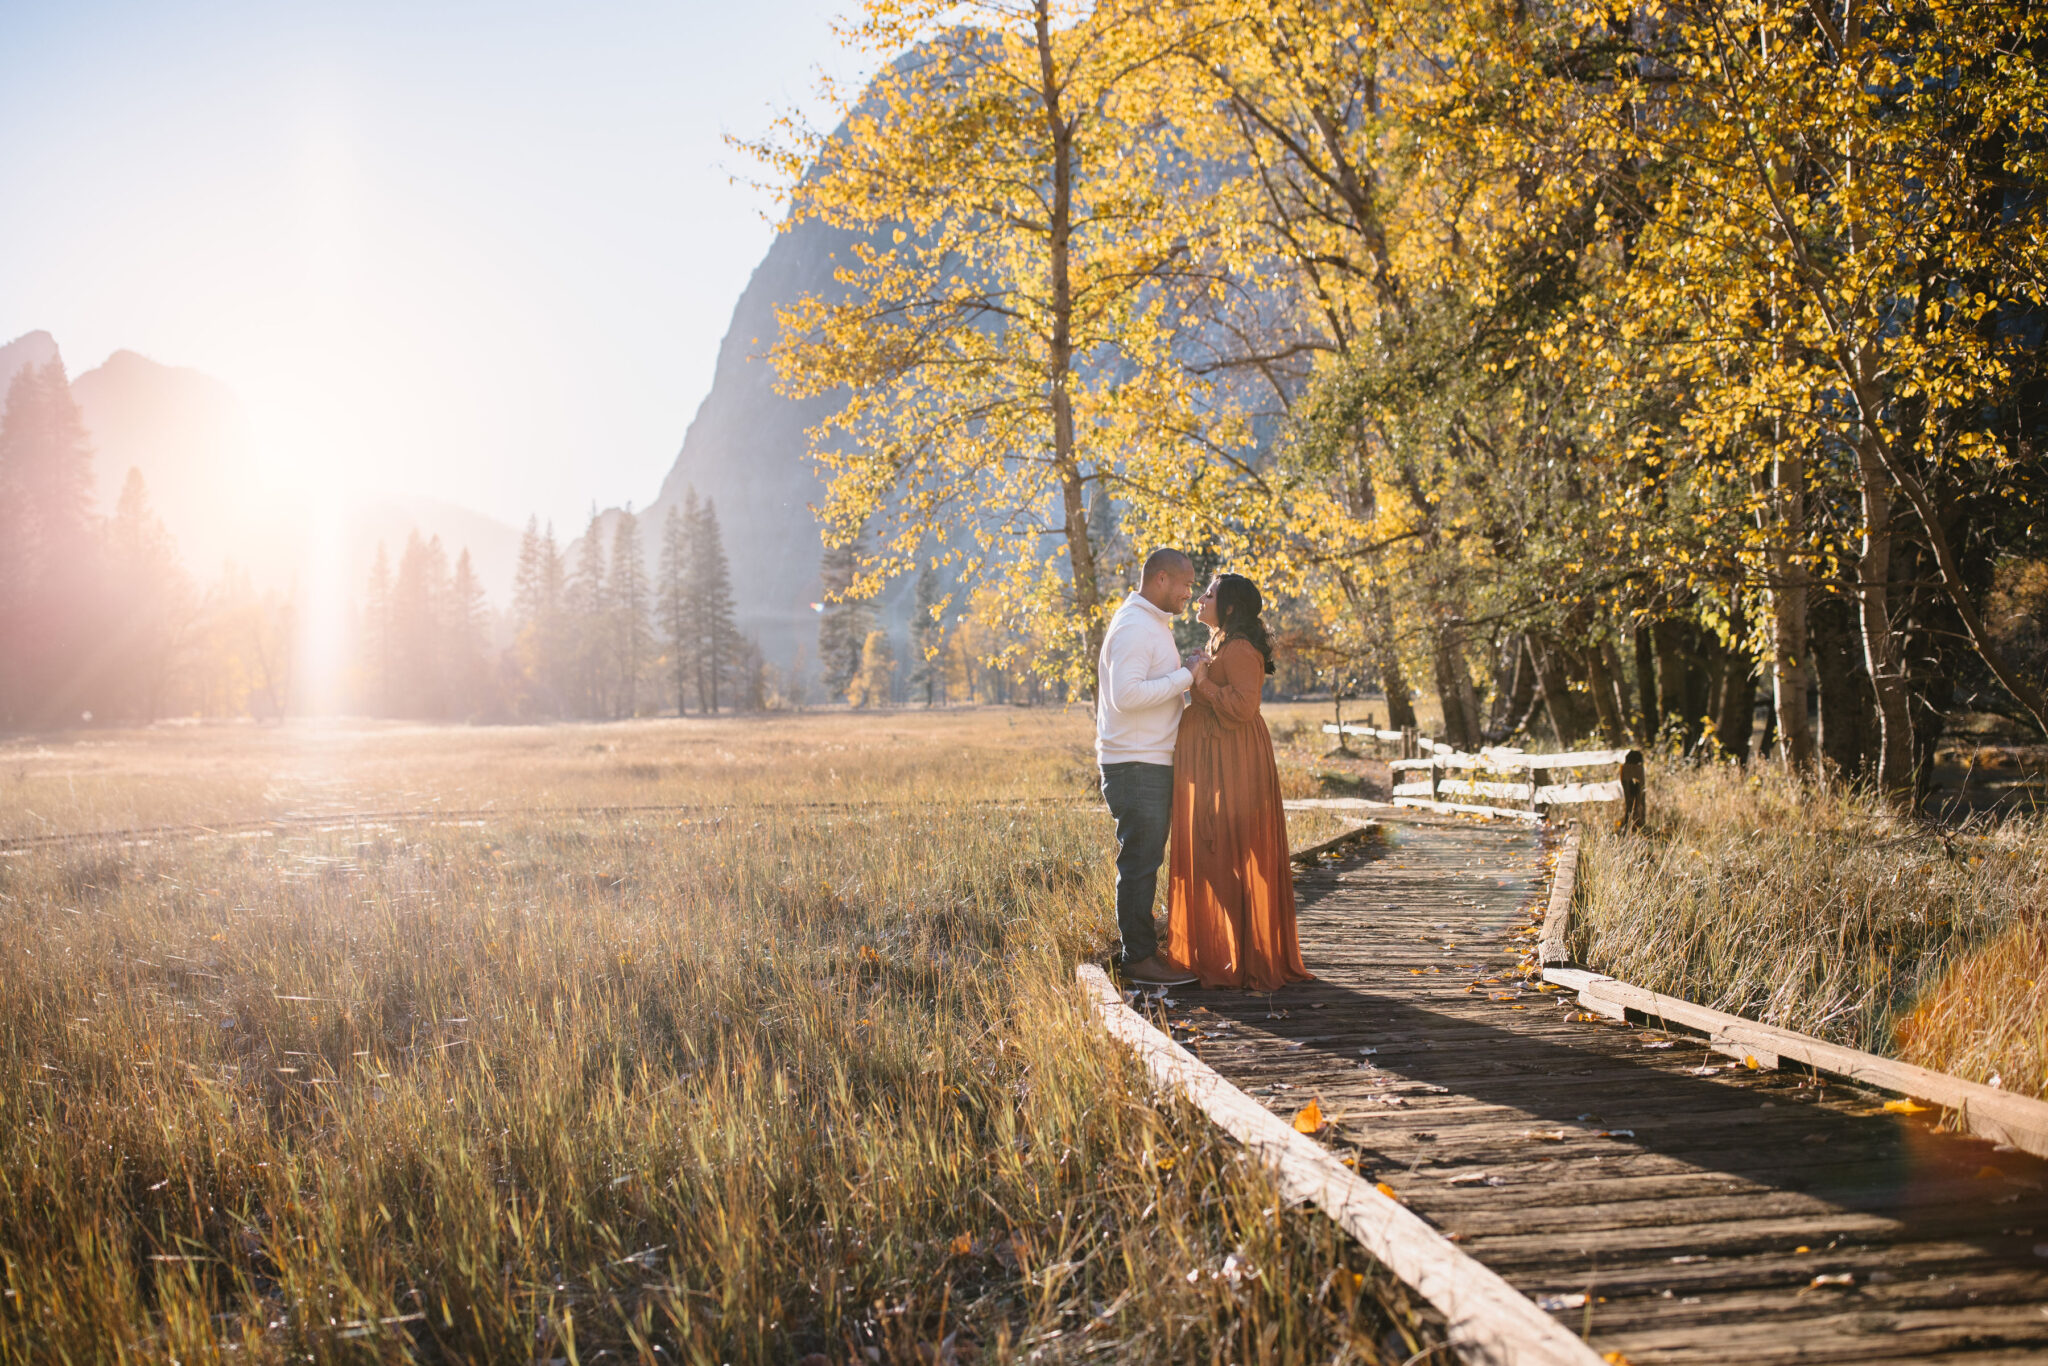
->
xmin=1574 ymin=762 xmax=2048 ymax=1097
xmin=0 ymin=709 xmax=1433 ymax=1365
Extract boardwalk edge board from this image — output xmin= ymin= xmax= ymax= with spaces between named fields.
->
xmin=1391 ymin=797 xmax=1544 ymax=823
xmin=1538 ymin=827 xmax=2048 ymax=1162
xmin=1076 ymin=964 xmax=1606 ymax=1366
xmin=1288 ymin=820 xmax=1382 ymax=866
xmin=1536 ymin=830 xmax=1580 ymax=970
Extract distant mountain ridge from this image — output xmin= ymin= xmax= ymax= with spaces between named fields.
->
xmin=636 ymin=217 xmax=861 ymax=670
xmin=0 ymin=330 xmax=522 ymax=603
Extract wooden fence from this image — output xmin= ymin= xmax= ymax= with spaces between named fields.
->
xmin=1388 ymin=746 xmax=1645 ymax=825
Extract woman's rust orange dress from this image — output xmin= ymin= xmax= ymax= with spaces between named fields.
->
xmin=1165 ymin=637 xmax=1313 ymax=991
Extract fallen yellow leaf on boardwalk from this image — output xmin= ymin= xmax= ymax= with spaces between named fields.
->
xmin=1604 ymin=1354 xmax=1634 ymax=1365
xmin=1375 ymin=1182 xmax=1401 ymax=1202
xmin=1884 ymin=1099 xmax=1931 ymax=1114
xmin=1292 ymin=1100 xmax=1324 ymax=1134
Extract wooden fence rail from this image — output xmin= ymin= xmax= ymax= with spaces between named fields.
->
xmin=1320 ymin=723 xmax=1646 ymax=826
xmin=1382 ymin=747 xmax=1645 ymax=825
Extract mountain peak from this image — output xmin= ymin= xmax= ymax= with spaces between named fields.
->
xmin=0 ymin=330 xmax=61 ymax=394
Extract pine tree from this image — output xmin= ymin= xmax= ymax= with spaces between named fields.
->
xmin=608 ymin=507 xmax=651 ymax=718
xmin=818 ymin=536 xmax=875 ymax=704
xmin=690 ymin=498 xmax=739 ymax=713
xmin=105 ymin=469 xmax=192 ymax=722
xmin=568 ymin=507 xmax=610 ymax=717
xmin=449 ymin=548 xmax=491 ymax=717
xmin=908 ymin=562 xmax=945 ymax=707
xmin=510 ymin=516 xmax=560 ymax=714
xmin=658 ymin=499 xmax=694 ymax=715
xmin=392 ymin=531 xmax=452 ymax=717
xmin=363 ymin=542 xmax=395 ymax=716
xmin=535 ymin=521 xmax=568 ymax=713
xmin=0 ymin=356 xmax=101 ymax=725
xmin=737 ymin=635 xmax=768 ymax=712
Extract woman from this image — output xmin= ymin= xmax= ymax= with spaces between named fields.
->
xmin=1165 ymin=573 xmax=1313 ymax=992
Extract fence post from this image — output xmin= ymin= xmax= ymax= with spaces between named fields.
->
xmin=1526 ymin=764 xmax=1541 ymax=818
xmin=1428 ymin=759 xmax=1443 ymax=805
xmin=1401 ymin=726 xmax=1417 ymax=760
xmin=1619 ymin=750 xmax=1646 ymax=830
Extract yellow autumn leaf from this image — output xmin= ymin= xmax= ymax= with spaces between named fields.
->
xmin=948 ymin=1232 xmax=973 ymax=1256
xmin=1883 ymin=1099 xmax=1930 ymax=1114
xmin=1291 ymin=1100 xmax=1324 ymax=1135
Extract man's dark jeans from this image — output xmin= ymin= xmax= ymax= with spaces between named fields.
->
xmin=1100 ymin=760 xmax=1173 ymax=964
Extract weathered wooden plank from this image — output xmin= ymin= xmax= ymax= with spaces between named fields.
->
xmin=1076 ymin=965 xmax=1605 ymax=1366
xmin=1538 ymin=828 xmax=1579 ymax=967
xmin=1516 ymin=750 xmax=1633 ymax=771
xmin=1391 ymin=797 xmax=1543 ymax=823
xmin=1288 ymin=820 xmax=1380 ymax=866
xmin=1390 ymin=749 xmax=1634 ymax=774
xmin=1323 ymin=724 xmax=1407 ymax=742
xmin=1533 ymin=780 xmax=1624 ymax=806
xmin=1441 ymin=779 xmax=1538 ymax=801
xmin=1541 ymin=971 xmax=2048 ymax=1162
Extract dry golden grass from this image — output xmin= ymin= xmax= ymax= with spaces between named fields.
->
xmin=0 ymin=712 xmax=1431 ymax=1364
xmin=1575 ymin=762 xmax=2048 ymax=1097
xmin=0 ymin=711 xmax=1112 ymax=841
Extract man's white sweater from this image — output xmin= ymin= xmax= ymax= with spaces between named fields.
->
xmin=1095 ymin=591 xmax=1192 ymax=765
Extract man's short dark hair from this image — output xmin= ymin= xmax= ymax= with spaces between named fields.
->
xmin=1141 ymin=548 xmax=1192 ymax=583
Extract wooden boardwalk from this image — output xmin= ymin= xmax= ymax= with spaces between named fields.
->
xmin=1169 ymin=815 xmax=2048 ymax=1363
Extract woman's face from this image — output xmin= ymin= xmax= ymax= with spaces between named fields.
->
xmin=1195 ymin=578 xmax=1222 ymax=628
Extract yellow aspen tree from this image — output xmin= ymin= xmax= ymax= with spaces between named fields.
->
xmin=1496 ymin=0 xmax=2048 ymax=791
xmin=744 ymin=0 xmax=1252 ymax=694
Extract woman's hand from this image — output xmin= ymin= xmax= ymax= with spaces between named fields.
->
xmin=1190 ymin=658 xmax=1210 ymax=688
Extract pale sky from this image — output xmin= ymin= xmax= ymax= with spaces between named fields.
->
xmin=0 ymin=0 xmax=867 ymax=535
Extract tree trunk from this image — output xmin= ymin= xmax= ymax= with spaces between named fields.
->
xmin=1371 ymin=583 xmax=1417 ymax=730
xmin=1528 ymin=635 xmax=1590 ymax=745
xmin=1633 ymin=625 xmax=1659 ymax=744
xmin=1584 ymin=642 xmax=1628 ymax=746
xmin=1810 ymin=592 xmax=1870 ymax=781
xmin=1033 ymin=0 xmax=1103 ymax=697
xmin=1602 ymin=639 xmax=1636 ymax=739
xmin=1653 ymin=619 xmax=1691 ymax=749
xmin=1433 ymin=627 xmax=1481 ymax=751
xmin=1854 ymin=441 xmax=1916 ymax=796
xmin=1493 ymin=633 xmax=1538 ymax=743
xmin=1768 ymin=446 xmax=1816 ymax=769
xmin=1714 ymin=649 xmax=1758 ymax=760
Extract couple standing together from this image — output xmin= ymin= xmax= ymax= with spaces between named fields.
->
xmin=1095 ymin=548 xmax=1313 ymax=992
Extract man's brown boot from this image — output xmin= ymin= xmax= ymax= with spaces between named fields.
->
xmin=1124 ymin=954 xmax=1197 ymax=986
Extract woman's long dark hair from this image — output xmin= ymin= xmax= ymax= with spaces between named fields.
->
xmin=1208 ymin=573 xmax=1275 ymax=675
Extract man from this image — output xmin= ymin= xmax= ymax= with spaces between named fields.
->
xmin=1097 ymin=547 xmax=1200 ymax=985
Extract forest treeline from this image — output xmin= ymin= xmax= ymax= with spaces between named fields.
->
xmin=763 ymin=0 xmax=2048 ymax=800
xmin=0 ymin=357 xmax=300 ymax=726
xmin=0 ymin=344 xmax=1054 ymax=725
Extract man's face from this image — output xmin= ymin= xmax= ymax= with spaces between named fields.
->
xmin=1151 ymin=564 xmax=1197 ymax=614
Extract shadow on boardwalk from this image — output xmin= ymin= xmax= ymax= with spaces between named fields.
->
xmin=1173 ymin=818 xmax=2048 ymax=1363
